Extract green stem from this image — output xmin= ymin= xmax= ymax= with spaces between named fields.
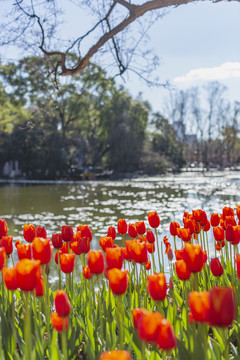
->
xmin=24 ymin=292 xmax=31 ymax=360
xmin=62 ymin=320 xmax=68 ymax=360
xmin=155 ymin=228 xmax=162 ymax=272
xmin=116 ymin=295 xmax=123 ymax=349
xmin=97 ymin=275 xmax=103 ymax=345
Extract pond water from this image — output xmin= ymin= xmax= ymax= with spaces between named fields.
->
xmin=0 ymin=171 xmax=239 ymax=279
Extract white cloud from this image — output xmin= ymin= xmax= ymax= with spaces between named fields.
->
xmin=174 ymin=62 xmax=240 ymax=83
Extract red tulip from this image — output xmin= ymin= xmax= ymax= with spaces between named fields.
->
xmin=146 ymin=260 xmax=151 ymax=270
xmin=16 ymin=259 xmax=41 ymax=292
xmin=32 ymin=237 xmax=52 ymax=264
xmin=61 ymin=225 xmax=74 ymax=242
xmin=108 ymin=268 xmax=128 ymax=295
xmin=55 ymin=290 xmax=71 ymax=317
xmin=77 ymin=225 xmax=92 ymax=241
xmin=135 ymin=221 xmax=146 ymax=235
xmin=34 ymin=276 xmax=44 ymax=297
xmin=128 ymin=223 xmax=138 ymax=238
xmin=36 ymin=226 xmax=47 ymax=239
xmin=77 ymin=235 xmax=90 ymax=254
xmin=189 ymin=291 xmax=210 ymax=322
xmin=99 ymin=236 xmax=114 ymax=252
xmin=70 ymin=241 xmax=81 ymax=255
xmin=148 ymin=211 xmax=160 ymax=228
xmin=23 ymin=224 xmax=36 ymax=243
xmin=203 ymin=220 xmax=210 ymax=232
xmin=130 ymin=240 xmax=148 ymax=263
xmin=210 ymin=257 xmax=223 ymax=277
xmin=0 ymin=247 xmax=6 ymax=270
xmin=175 ymin=260 xmax=191 ymax=280
xmin=146 ymin=230 xmax=155 ymax=243
xmin=209 ymin=287 xmax=235 ymax=327
xmin=83 ymin=266 xmax=91 ymax=279
xmin=147 ymin=273 xmax=167 ymax=301
xmin=210 ymin=213 xmax=220 ymax=227
xmin=3 ymin=266 xmax=18 ymax=290
xmin=156 ymin=319 xmax=177 ymax=350
xmin=88 ymin=250 xmax=104 ymax=274
xmin=132 ymin=308 xmax=148 ymax=328
xmin=51 ymin=312 xmax=69 ymax=332
xmin=52 ymin=233 xmax=63 ymax=249
xmin=236 ymin=206 xmax=240 ymax=220
xmin=106 ymin=247 xmax=124 ymax=270
xmin=183 ymin=243 xmax=205 ymax=273
xmin=0 ymin=236 xmax=13 ymax=255
xmin=107 ymin=226 xmax=117 ymax=240
xmin=175 ymin=249 xmax=184 ymax=260
xmin=136 ymin=310 xmax=163 ymax=343
xmin=60 ymin=253 xmax=75 ymax=273
xmin=213 ymin=227 xmax=225 ymax=242
xmin=236 ymin=254 xmax=240 ymax=278
xmin=117 ymin=219 xmax=127 ymax=235
xmin=146 ymin=242 xmax=155 ymax=254
xmin=170 ymin=222 xmax=180 ymax=236
xmin=178 ymin=228 xmax=191 ymax=242
xmin=222 ymin=207 xmax=234 ymax=220
xmin=0 ymin=219 xmax=8 ymax=237
xmin=226 ymin=225 xmax=234 ymax=242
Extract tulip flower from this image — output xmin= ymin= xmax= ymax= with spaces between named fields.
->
xmin=106 ymin=247 xmax=124 ymax=270
xmin=170 ymin=221 xmax=180 ymax=236
xmin=107 ymin=226 xmax=117 ymax=240
xmin=100 ymin=350 xmax=132 ymax=360
xmin=132 ymin=308 xmax=149 ymax=328
xmin=0 ymin=247 xmax=6 ymax=270
xmin=61 ymin=225 xmax=74 ymax=243
xmin=60 ymin=253 xmax=75 ymax=273
xmin=70 ymin=241 xmax=81 ymax=255
xmin=77 ymin=224 xmax=92 ymax=241
xmin=156 ymin=319 xmax=177 ymax=350
xmin=148 ymin=211 xmax=160 ymax=228
xmin=136 ymin=310 xmax=163 ymax=343
xmin=236 ymin=206 xmax=240 ymax=220
xmin=77 ymin=236 xmax=90 ymax=254
xmin=130 ymin=240 xmax=148 ymax=263
xmin=0 ymin=219 xmax=8 ymax=237
xmin=32 ymin=237 xmax=52 ymax=264
xmin=146 ymin=260 xmax=151 ymax=270
xmin=36 ymin=226 xmax=47 ymax=238
xmin=3 ymin=266 xmax=18 ymax=290
xmin=16 ymin=259 xmax=41 ymax=292
xmin=83 ymin=266 xmax=91 ymax=279
xmin=203 ymin=220 xmax=210 ymax=232
xmin=0 ymin=236 xmax=13 ymax=255
xmin=146 ymin=242 xmax=155 ymax=254
xmin=51 ymin=312 xmax=69 ymax=332
xmin=175 ymin=249 xmax=184 ymax=260
xmin=117 ymin=219 xmax=127 ymax=235
xmin=128 ymin=223 xmax=138 ymax=238
xmin=23 ymin=224 xmax=36 ymax=243
xmin=183 ymin=243 xmax=205 ymax=273
xmin=99 ymin=236 xmax=114 ymax=252
xmin=210 ymin=257 xmax=223 ymax=277
xmin=175 ymin=260 xmax=191 ymax=280
xmin=52 ymin=233 xmax=63 ymax=249
xmin=108 ymin=268 xmax=128 ymax=295
xmin=210 ymin=213 xmax=220 ymax=227
xmin=222 ymin=207 xmax=234 ymax=219
xmin=135 ymin=221 xmax=146 ymax=235
xmin=88 ymin=250 xmax=104 ymax=274
xmin=34 ymin=276 xmax=44 ymax=297
xmin=189 ymin=291 xmax=210 ymax=322
xmin=55 ymin=290 xmax=71 ymax=317
xmin=209 ymin=287 xmax=235 ymax=327
xmin=226 ymin=225 xmax=234 ymax=242
xmin=147 ymin=273 xmax=167 ymax=301
xmin=146 ymin=229 xmax=155 ymax=243
xmin=213 ymin=227 xmax=225 ymax=242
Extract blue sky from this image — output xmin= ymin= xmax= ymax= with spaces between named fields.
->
xmin=1 ymin=0 xmax=240 ymax=113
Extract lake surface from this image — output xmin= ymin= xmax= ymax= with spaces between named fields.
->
xmin=1 ymin=171 xmax=239 ymax=249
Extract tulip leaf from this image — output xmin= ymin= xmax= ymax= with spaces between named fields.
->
xmin=177 ymin=339 xmax=192 ymax=360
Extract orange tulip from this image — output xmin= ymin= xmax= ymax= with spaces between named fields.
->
xmin=51 ymin=312 xmax=69 ymax=332
xmin=108 ymin=268 xmax=128 ymax=295
xmin=0 ymin=236 xmax=13 ymax=255
xmin=189 ymin=291 xmax=210 ymax=322
xmin=0 ymin=247 xmax=6 ymax=270
xmin=60 ymin=253 xmax=75 ymax=273
xmin=55 ymin=290 xmax=71 ymax=317
xmin=87 ymin=250 xmax=104 ymax=274
xmin=136 ymin=310 xmax=163 ymax=343
xmin=117 ymin=219 xmax=127 ymax=235
xmin=128 ymin=223 xmax=138 ymax=238
xmin=107 ymin=226 xmax=117 ymax=240
xmin=213 ymin=227 xmax=225 ymax=242
xmin=236 ymin=206 xmax=240 ymax=220
xmin=36 ymin=226 xmax=47 ymax=238
xmin=210 ymin=258 xmax=223 ymax=277
xmin=192 ymin=209 xmax=202 ymax=223
xmin=3 ymin=266 xmax=18 ymax=290
xmin=130 ymin=240 xmax=148 ymax=263
xmin=51 ymin=233 xmax=63 ymax=249
xmin=147 ymin=273 xmax=167 ymax=301
xmin=16 ymin=259 xmax=41 ymax=291
xmin=209 ymin=287 xmax=235 ymax=327
xmin=146 ymin=260 xmax=151 ymax=270
xmin=132 ymin=308 xmax=149 ymax=328
xmin=0 ymin=219 xmax=8 ymax=237
xmin=236 ymin=254 xmax=240 ymax=278
xmin=23 ymin=224 xmax=36 ymax=243
xmin=100 ymin=350 xmax=132 ymax=360
xmin=183 ymin=243 xmax=205 ymax=273
xmin=76 ymin=225 xmax=92 ymax=241
xmin=148 ymin=211 xmax=160 ymax=228
xmin=99 ymin=236 xmax=114 ymax=252
xmin=135 ymin=221 xmax=146 ymax=235
xmin=156 ymin=319 xmax=177 ymax=350
xmin=106 ymin=247 xmax=124 ymax=270
xmin=175 ymin=260 xmax=191 ymax=280
xmin=175 ymin=249 xmax=184 ymax=260
xmin=146 ymin=242 xmax=155 ymax=254
xmin=169 ymin=221 xmax=180 ymax=236
xmin=83 ymin=266 xmax=91 ymax=279
xmin=61 ymin=225 xmax=74 ymax=243
xmin=70 ymin=241 xmax=81 ymax=255
xmin=32 ymin=237 xmax=52 ymax=264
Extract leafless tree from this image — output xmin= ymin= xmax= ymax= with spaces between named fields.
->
xmin=0 ymin=0 xmax=239 ymax=81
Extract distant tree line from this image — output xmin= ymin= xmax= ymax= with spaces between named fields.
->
xmin=0 ymin=57 xmax=239 ymax=180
